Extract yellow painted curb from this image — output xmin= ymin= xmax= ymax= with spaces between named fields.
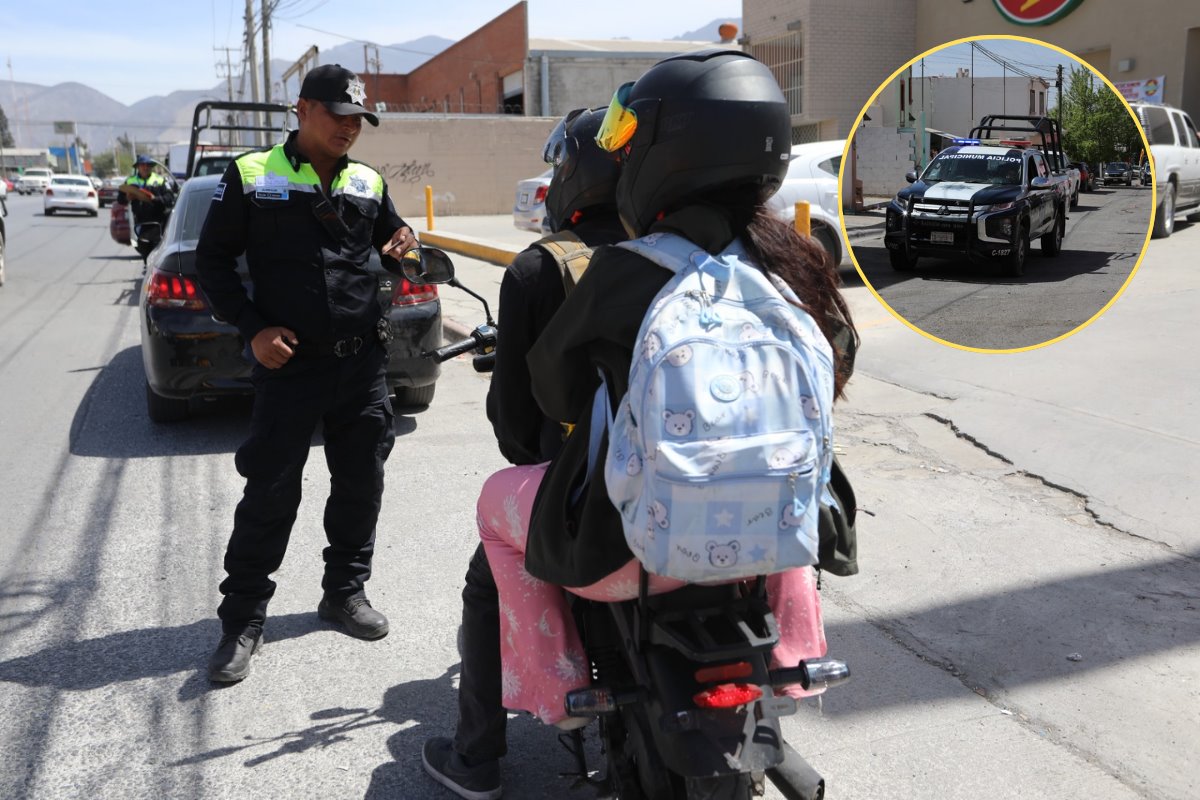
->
xmin=420 ymin=231 xmax=520 ymax=268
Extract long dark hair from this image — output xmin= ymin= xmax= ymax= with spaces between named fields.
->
xmin=742 ymin=208 xmax=858 ymax=399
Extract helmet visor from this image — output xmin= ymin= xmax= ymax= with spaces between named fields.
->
xmin=542 ymin=108 xmax=588 ymax=167
xmin=595 ymin=82 xmax=637 ymax=152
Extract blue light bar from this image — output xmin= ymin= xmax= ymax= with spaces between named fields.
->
xmin=952 ymin=138 xmax=981 ymax=145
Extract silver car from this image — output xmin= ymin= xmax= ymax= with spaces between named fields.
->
xmin=512 ymin=168 xmax=552 ymax=233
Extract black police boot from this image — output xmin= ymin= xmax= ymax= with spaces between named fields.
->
xmin=317 ymin=592 xmax=389 ymax=640
xmin=208 ymin=628 xmax=263 ymax=683
xmin=422 ymin=737 xmax=502 ymax=800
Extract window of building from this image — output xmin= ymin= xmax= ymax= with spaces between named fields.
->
xmin=1029 ymin=89 xmax=1035 ymax=114
xmin=751 ymin=30 xmax=802 ymax=117
xmin=1039 ymin=92 xmax=1045 ymax=115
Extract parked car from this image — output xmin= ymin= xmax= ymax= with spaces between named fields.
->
xmin=1 ymin=176 xmax=13 ymax=193
xmin=98 ymin=176 xmax=123 ymax=208
xmin=1140 ymin=161 xmax=1152 ymax=186
xmin=1130 ymin=101 xmax=1200 ymax=239
xmin=512 ymin=168 xmax=552 ymax=233
xmin=44 ymin=174 xmax=99 ymax=216
xmin=139 ymin=174 xmax=443 ymax=422
xmin=1103 ymin=162 xmax=1132 ymax=186
xmin=0 ymin=181 xmax=7 ymax=287
xmin=1071 ymin=161 xmax=1093 ymax=192
xmin=764 ymin=140 xmax=848 ymax=266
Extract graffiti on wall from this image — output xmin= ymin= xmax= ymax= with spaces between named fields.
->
xmin=381 ymin=160 xmax=436 ymax=184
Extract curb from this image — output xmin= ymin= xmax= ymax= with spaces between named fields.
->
xmin=442 ymin=316 xmax=474 ymax=345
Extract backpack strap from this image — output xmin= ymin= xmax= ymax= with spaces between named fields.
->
xmin=533 ymin=230 xmax=593 ymax=296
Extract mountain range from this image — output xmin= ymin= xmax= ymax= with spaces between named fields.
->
xmin=0 ymin=19 xmax=740 ymax=158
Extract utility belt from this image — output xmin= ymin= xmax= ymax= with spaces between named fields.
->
xmin=294 ymin=319 xmax=391 ymax=359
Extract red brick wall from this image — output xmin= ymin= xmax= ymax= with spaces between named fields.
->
xmin=373 ymin=2 xmax=528 ymax=113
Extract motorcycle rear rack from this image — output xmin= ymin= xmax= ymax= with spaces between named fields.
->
xmin=634 ymin=570 xmax=780 ymax=662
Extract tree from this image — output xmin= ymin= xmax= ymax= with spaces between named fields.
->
xmin=1059 ymin=65 xmax=1142 ymax=165
xmin=0 ymin=104 xmax=14 ymax=148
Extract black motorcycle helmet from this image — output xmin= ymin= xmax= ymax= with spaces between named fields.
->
xmin=596 ymin=50 xmax=791 ymax=238
xmin=541 ymin=107 xmax=620 ymax=232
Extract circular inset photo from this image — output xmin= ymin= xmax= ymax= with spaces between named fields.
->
xmin=841 ymin=35 xmax=1153 ymax=352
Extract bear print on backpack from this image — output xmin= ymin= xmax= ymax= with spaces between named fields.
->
xmin=594 ymin=231 xmax=836 ymax=583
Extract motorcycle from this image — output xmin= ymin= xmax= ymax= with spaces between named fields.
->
xmin=403 ymin=246 xmax=850 ymax=800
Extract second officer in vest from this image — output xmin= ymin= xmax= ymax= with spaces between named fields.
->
xmin=196 ymin=64 xmax=418 ymax=683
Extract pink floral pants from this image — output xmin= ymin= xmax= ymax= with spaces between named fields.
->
xmin=478 ymin=463 xmax=828 ymax=725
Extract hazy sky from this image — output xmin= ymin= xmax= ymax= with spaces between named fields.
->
xmin=1 ymin=0 xmax=742 ymax=105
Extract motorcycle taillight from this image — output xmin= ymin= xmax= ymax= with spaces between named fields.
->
xmin=693 ymin=683 xmax=763 ymax=709
xmin=695 ymin=661 xmax=753 ymax=684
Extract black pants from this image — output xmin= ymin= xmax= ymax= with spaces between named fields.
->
xmin=217 ymin=342 xmax=396 ymax=632
xmin=454 ymin=543 xmax=507 ymax=762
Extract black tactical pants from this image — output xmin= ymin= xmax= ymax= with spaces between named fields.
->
xmin=218 ymin=340 xmax=396 ymax=632
xmin=454 ymin=543 xmax=507 ymax=762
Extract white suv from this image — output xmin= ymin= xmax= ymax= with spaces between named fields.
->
xmin=16 ymin=167 xmax=54 ymax=196
xmin=1130 ymin=102 xmax=1200 ymax=238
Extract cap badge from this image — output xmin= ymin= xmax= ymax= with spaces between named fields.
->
xmin=346 ymin=78 xmax=366 ymax=105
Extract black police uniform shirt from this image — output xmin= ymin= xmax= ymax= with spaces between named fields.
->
xmin=195 ymin=130 xmax=407 ymax=346
xmin=485 ymin=215 xmax=626 ymax=466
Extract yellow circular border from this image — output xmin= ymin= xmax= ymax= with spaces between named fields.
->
xmin=836 ymin=33 xmax=1155 ymax=355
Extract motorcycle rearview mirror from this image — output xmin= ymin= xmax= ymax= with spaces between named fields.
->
xmin=399 ymin=246 xmax=456 ymax=285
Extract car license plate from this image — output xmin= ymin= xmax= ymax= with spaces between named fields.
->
xmin=931 ymin=231 xmax=954 ymax=244
xmin=519 ymin=192 xmax=529 ymax=206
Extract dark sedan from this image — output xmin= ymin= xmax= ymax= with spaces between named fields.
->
xmin=140 ymin=174 xmax=442 ymax=422
xmin=1103 ymin=162 xmax=1132 ymax=186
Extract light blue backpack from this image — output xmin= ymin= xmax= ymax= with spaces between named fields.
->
xmin=588 ymin=232 xmax=835 ymax=583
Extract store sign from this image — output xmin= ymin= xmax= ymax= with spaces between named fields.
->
xmin=52 ymin=121 xmax=76 ymax=135
xmin=992 ymin=0 xmax=1085 ymax=26
xmin=1114 ymin=75 xmax=1166 ymax=104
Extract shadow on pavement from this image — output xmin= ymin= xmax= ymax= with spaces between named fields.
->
xmin=68 ymin=346 xmax=420 ymax=459
xmin=0 ymin=611 xmax=327 ymax=701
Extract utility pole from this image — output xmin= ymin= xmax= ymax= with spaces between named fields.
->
xmin=6 ymin=57 xmax=20 ymax=146
xmin=245 ymin=0 xmax=260 ymax=145
xmin=363 ymin=44 xmax=381 ymax=108
xmin=215 ymin=47 xmax=238 ymax=102
xmin=964 ymin=42 xmax=974 ymax=123
xmin=1056 ymin=63 xmax=1064 ymax=130
xmin=262 ymin=0 xmax=273 ymax=135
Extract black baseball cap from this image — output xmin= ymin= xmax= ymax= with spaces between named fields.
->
xmin=299 ymin=64 xmax=379 ymax=127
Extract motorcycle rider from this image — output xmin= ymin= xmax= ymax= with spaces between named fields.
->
xmin=469 ymin=49 xmax=856 ymax=746
xmin=421 ymin=107 xmax=625 ymax=800
xmin=121 ymin=154 xmax=171 ymax=240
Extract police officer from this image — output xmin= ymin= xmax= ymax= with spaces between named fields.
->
xmin=421 ymin=107 xmax=624 ymax=800
xmin=196 ymin=63 xmax=417 ymax=683
xmin=121 ymin=154 xmax=170 ymax=229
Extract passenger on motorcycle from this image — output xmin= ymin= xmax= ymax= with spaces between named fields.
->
xmin=457 ymin=49 xmax=858 ymax=789
xmin=422 ymin=107 xmax=626 ymax=800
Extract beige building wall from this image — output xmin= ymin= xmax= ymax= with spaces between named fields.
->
xmin=913 ymin=0 xmax=1200 ymax=119
xmin=743 ymin=0 xmax=918 ymax=140
xmin=355 ymin=115 xmax=557 ymax=216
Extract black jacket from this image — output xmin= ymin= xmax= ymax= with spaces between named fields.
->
xmin=195 ymin=131 xmax=407 ymax=345
xmin=523 ymin=205 xmax=737 ymax=587
xmin=486 ymin=216 xmax=627 ymax=465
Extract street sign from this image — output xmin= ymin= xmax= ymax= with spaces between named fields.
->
xmin=53 ymin=121 xmax=76 ymax=135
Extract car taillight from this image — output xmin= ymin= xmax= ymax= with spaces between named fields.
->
xmin=392 ymin=277 xmax=438 ymax=306
xmin=87 ymin=191 xmax=96 ymax=198
xmin=534 ymin=185 xmax=548 ymax=204
xmin=147 ymin=270 xmax=208 ymax=310
xmin=693 ymin=683 xmax=763 ymax=709
xmin=45 ymin=189 xmax=53 ymax=196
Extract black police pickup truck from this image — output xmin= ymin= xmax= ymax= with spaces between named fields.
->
xmin=885 ymin=116 xmax=1069 ymax=277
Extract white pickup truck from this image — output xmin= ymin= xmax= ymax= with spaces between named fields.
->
xmin=1130 ymin=102 xmax=1200 ymax=238
xmin=16 ymin=167 xmax=54 ymax=195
